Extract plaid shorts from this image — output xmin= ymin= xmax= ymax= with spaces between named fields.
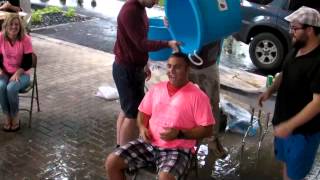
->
xmin=114 ymin=139 xmax=193 ymax=178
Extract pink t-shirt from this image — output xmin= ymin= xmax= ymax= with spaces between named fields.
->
xmin=138 ymin=81 xmax=215 ymax=149
xmin=0 ymin=33 xmax=33 ymax=74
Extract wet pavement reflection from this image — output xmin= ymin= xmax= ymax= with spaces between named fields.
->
xmin=220 ymin=38 xmax=258 ymax=73
xmin=212 ymin=153 xmax=240 ymax=179
xmin=26 ymin=0 xmax=320 ymax=179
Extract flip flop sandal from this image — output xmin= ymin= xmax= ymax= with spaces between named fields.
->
xmin=10 ymin=120 xmax=20 ymax=132
xmin=2 ymin=123 xmax=11 ymax=132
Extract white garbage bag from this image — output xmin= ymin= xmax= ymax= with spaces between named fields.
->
xmin=96 ymin=85 xmax=119 ymax=100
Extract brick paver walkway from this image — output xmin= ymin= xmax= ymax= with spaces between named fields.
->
xmin=0 ymin=34 xmax=117 ymax=180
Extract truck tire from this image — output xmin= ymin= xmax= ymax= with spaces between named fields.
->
xmin=249 ymin=33 xmax=285 ymax=71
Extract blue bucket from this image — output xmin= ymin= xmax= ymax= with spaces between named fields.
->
xmin=148 ymin=17 xmax=172 ymax=61
xmin=165 ymin=0 xmax=241 ymax=55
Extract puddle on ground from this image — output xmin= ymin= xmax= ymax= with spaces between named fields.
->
xmin=206 ymin=98 xmax=320 ymax=180
xmin=211 ymin=148 xmax=241 ymax=180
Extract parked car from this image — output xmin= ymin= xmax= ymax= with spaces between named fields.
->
xmin=233 ymin=0 xmax=320 ymax=71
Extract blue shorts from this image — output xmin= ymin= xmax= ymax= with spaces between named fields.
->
xmin=112 ymin=62 xmax=145 ymax=119
xmin=274 ymin=132 xmax=320 ymax=180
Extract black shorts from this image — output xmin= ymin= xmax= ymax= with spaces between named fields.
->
xmin=112 ymin=62 xmax=145 ymax=119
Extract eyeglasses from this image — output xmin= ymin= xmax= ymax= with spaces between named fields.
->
xmin=289 ymin=26 xmax=305 ymax=33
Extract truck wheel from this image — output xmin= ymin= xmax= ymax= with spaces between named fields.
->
xmin=249 ymin=33 xmax=285 ymax=71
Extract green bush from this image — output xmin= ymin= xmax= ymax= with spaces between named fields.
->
xmin=31 ymin=11 xmax=43 ymax=23
xmin=159 ymin=0 xmax=164 ymax=6
xmin=65 ymin=7 xmax=76 ymax=18
xmin=42 ymin=6 xmax=62 ymax=14
xmin=31 ymin=6 xmax=79 ymax=25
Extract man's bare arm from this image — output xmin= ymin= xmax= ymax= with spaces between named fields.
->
xmin=269 ymin=72 xmax=282 ymax=94
xmin=179 ymin=125 xmax=213 ymax=140
xmin=160 ymin=125 xmax=213 ymax=141
xmin=0 ymin=2 xmax=21 ymax=12
xmin=137 ymin=111 xmax=152 ymax=142
xmin=259 ymin=72 xmax=283 ymax=106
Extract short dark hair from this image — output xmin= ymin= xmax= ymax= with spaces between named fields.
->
xmin=169 ymin=52 xmax=190 ymax=66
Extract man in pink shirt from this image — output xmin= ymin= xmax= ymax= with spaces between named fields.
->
xmin=113 ymin=0 xmax=180 ymax=148
xmin=106 ymin=52 xmax=215 ymax=180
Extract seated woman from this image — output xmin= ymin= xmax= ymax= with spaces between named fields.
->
xmin=0 ymin=13 xmax=33 ymax=131
xmin=0 ymin=0 xmax=22 ymax=13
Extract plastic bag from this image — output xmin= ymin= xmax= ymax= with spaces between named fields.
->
xmin=221 ymin=98 xmax=259 ymax=136
xmin=96 ymin=85 xmax=119 ymax=100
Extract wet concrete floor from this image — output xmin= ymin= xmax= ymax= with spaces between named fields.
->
xmin=6 ymin=0 xmax=320 ymax=179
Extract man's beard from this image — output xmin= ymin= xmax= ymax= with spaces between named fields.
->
xmin=292 ymin=37 xmax=307 ymax=49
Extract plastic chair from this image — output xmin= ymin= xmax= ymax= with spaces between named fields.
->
xmin=19 ymin=53 xmax=40 ymax=128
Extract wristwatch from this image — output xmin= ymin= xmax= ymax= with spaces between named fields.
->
xmin=177 ymin=130 xmax=185 ymax=139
